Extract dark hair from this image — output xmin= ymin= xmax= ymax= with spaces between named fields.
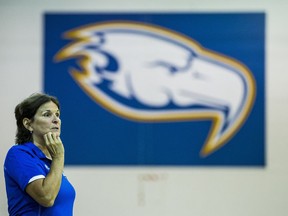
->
xmin=15 ymin=93 xmax=60 ymax=144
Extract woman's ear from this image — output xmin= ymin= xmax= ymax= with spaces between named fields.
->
xmin=23 ymin=118 xmax=33 ymax=133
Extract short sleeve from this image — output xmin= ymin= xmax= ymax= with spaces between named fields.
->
xmin=4 ymin=147 xmax=46 ymax=191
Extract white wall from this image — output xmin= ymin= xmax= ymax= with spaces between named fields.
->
xmin=1 ymin=0 xmax=288 ymax=215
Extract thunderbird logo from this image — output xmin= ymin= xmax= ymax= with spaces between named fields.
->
xmin=55 ymin=21 xmax=256 ymax=157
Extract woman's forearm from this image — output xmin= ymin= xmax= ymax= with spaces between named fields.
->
xmin=25 ymin=156 xmax=64 ymax=207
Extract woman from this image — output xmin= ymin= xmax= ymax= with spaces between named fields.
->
xmin=4 ymin=93 xmax=76 ymax=216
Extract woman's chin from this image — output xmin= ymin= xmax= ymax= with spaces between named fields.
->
xmin=50 ymin=130 xmax=61 ymax=136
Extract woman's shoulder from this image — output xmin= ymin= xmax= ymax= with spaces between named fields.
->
xmin=4 ymin=143 xmax=40 ymax=170
xmin=6 ymin=142 xmax=35 ymax=157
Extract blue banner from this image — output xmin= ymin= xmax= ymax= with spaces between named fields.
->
xmin=44 ymin=13 xmax=265 ymax=166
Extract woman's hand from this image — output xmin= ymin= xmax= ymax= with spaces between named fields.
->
xmin=43 ymin=132 xmax=64 ymax=159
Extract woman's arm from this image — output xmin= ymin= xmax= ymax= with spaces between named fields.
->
xmin=25 ymin=132 xmax=64 ymax=207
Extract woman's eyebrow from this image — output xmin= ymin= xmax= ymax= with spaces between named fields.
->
xmin=41 ymin=109 xmax=60 ymax=113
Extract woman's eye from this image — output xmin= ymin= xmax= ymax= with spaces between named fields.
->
xmin=43 ymin=113 xmax=51 ymax=117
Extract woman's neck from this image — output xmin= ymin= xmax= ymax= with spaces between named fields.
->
xmin=33 ymin=141 xmax=52 ymax=160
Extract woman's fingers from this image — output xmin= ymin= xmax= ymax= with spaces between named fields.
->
xmin=44 ymin=133 xmax=50 ymax=145
xmin=44 ymin=132 xmax=61 ymax=144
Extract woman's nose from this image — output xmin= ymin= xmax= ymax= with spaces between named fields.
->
xmin=52 ymin=115 xmax=60 ymax=123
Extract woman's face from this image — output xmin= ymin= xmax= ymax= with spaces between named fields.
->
xmin=30 ymin=101 xmax=61 ymax=142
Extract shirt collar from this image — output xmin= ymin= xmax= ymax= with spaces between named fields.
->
xmin=24 ymin=142 xmax=50 ymax=160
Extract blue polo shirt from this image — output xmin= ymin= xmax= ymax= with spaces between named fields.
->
xmin=4 ymin=142 xmax=76 ymax=216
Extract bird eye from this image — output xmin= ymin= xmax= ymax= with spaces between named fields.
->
xmin=168 ymin=65 xmax=178 ymax=73
xmin=151 ymin=61 xmax=179 ymax=74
